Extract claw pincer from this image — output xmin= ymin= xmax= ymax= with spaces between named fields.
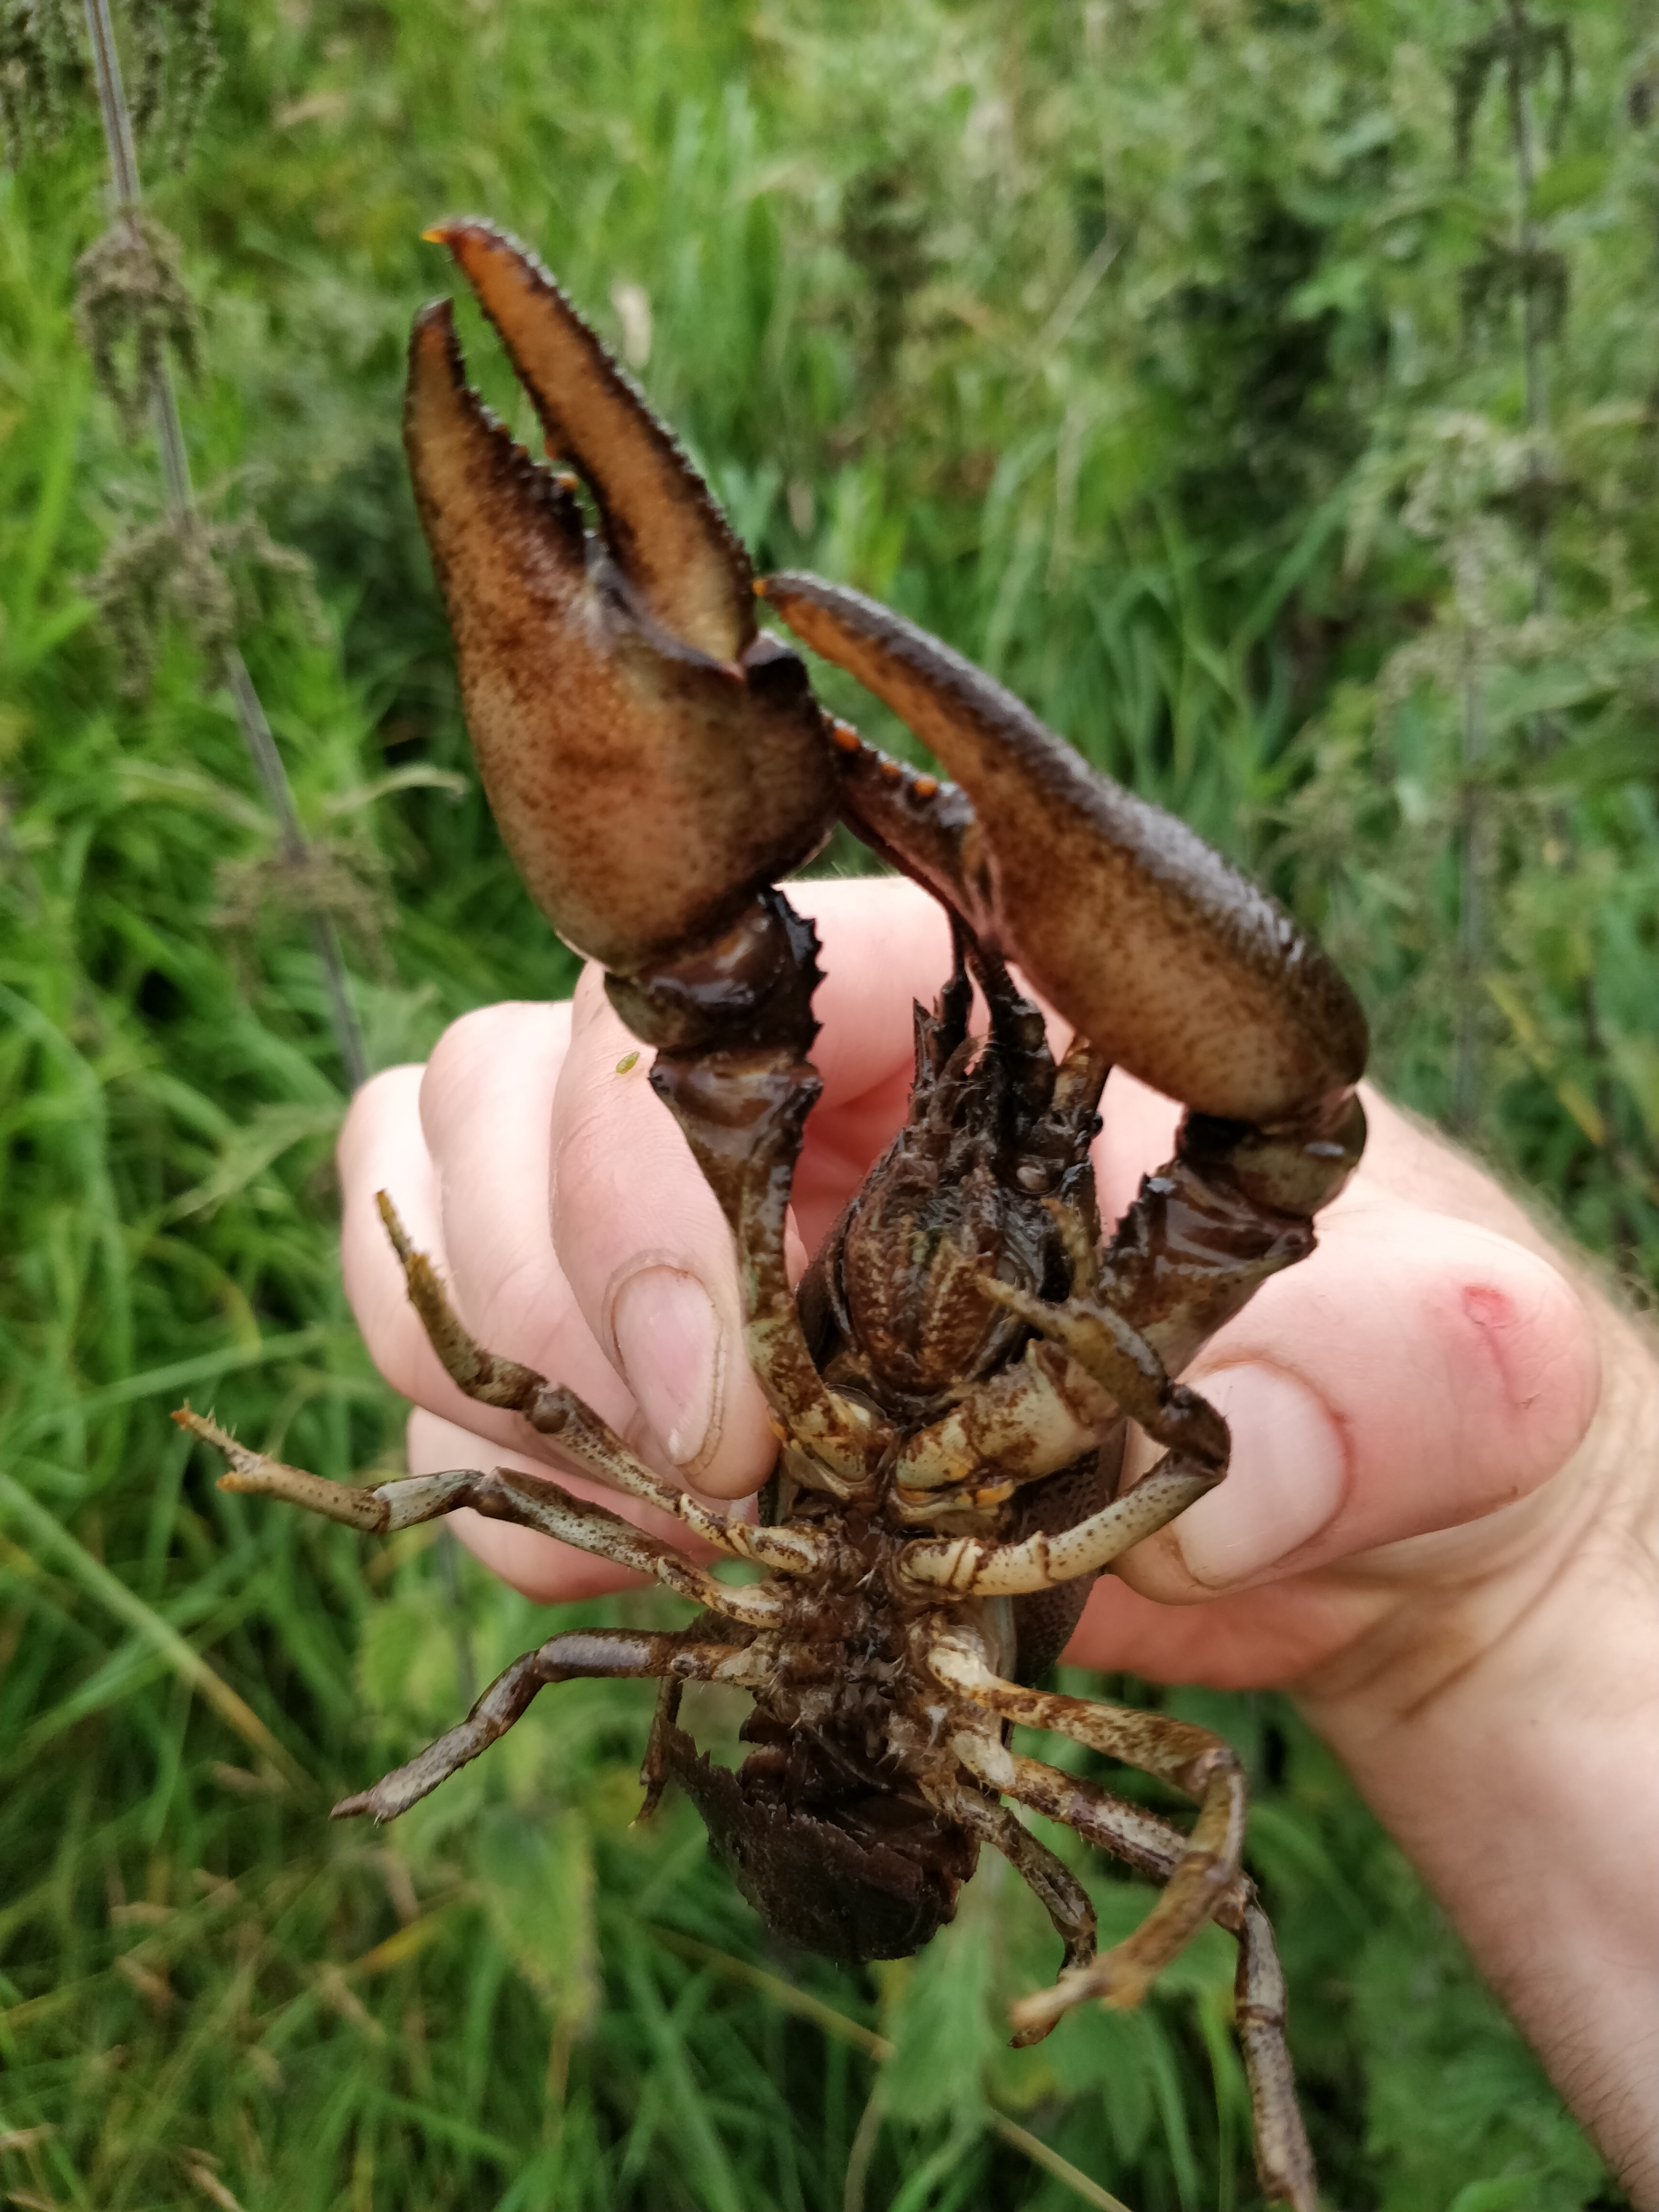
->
xmin=404 ymin=221 xmax=838 ymax=979
xmin=185 ymin=222 xmax=1368 ymax=2212
xmin=760 ymin=571 xmax=1366 ymax=1124
xmin=759 ymin=571 xmax=1368 ymax=1422
xmin=405 ymin=221 xmax=866 ymax=1479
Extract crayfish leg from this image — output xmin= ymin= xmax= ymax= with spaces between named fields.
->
xmin=334 ymin=1629 xmax=766 ymax=1825
xmin=935 ymin=1783 xmax=1097 ymax=2041
xmin=948 ymin=1731 xmax=1319 ymax=2212
xmin=933 ymin=1640 xmax=1248 ymax=2014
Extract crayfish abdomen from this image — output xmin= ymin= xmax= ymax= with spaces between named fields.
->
xmin=177 ymin=219 xmax=1370 ymax=2212
xmin=655 ymin=1631 xmax=983 ymax=1966
xmin=669 ymin=1729 xmax=980 ymax=1965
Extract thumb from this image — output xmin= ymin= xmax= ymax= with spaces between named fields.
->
xmin=1114 ymin=1198 xmax=1601 ymax=1605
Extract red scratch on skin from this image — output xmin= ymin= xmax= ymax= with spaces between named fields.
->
xmin=1462 ymin=1285 xmax=1514 ymax=1331
xmin=1460 ymin=1282 xmax=1533 ymax=1414
xmin=1451 ymin=1261 xmax=1599 ymax=1479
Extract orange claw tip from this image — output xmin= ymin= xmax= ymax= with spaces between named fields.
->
xmin=420 ymin=218 xmax=484 ymax=249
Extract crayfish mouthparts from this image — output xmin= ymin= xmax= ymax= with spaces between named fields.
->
xmin=172 ymin=220 xmax=1369 ymax=2212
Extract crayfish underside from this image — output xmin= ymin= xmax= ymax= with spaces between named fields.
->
xmin=177 ymin=217 xmax=1372 ymax=2212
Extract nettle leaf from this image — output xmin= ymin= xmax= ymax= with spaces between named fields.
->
xmin=473 ymin=1803 xmax=599 ymax=2039
xmin=879 ymin=1873 xmax=1000 ymax=2128
xmin=357 ymin=1584 xmax=459 ymax=1728
xmin=1040 ymin=2002 xmax=1160 ymax=2165
xmin=1527 ymin=152 xmax=1608 ymax=217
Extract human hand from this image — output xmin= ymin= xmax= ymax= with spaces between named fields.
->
xmin=341 ymin=873 xmax=1617 ymax=1684
xmin=340 ymin=874 xmax=1657 ymax=2199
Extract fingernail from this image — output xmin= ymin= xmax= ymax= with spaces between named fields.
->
xmin=610 ymin=1267 xmax=724 ymax=1475
xmin=1170 ymin=1366 xmax=1347 ymax=1589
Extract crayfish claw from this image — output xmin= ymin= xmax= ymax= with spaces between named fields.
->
xmin=425 ymin=219 xmax=754 ymax=664
xmin=763 ymin=570 xmax=1367 ymax=1125
xmin=404 ymin=232 xmax=837 ymax=975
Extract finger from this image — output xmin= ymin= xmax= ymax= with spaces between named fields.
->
xmin=418 ymin=998 xmax=573 ymax=1351
xmin=338 ymin=1013 xmax=637 ymax=1481
xmin=548 ymin=966 xmax=778 ymax=1499
xmin=786 ymin=876 xmax=953 ymax=1100
xmin=1112 ymin=1202 xmax=1601 ymax=1608
xmin=339 ymin=1064 xmax=455 ymax=1407
xmin=1091 ymin=1068 xmax=1183 ymax=1226
xmin=1337 ymin=1088 xmax=1565 ymax=1262
xmin=417 ymin=998 xmax=642 ymax=1454
xmin=407 ymin=1409 xmax=718 ymax=1605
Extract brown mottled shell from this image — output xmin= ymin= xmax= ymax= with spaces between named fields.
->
xmin=659 ymin=1724 xmax=976 ymax=1964
xmin=763 ymin=575 xmax=1368 ymax=1124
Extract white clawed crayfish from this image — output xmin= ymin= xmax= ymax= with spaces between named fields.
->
xmin=179 ymin=221 xmax=1368 ymax=2212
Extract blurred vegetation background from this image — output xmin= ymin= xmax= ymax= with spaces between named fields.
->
xmin=1 ymin=0 xmax=1653 ymax=2206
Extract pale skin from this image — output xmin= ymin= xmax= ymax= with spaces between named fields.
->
xmin=342 ymin=877 xmax=1659 ymax=2206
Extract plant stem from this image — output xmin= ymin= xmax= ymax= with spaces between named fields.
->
xmin=83 ymin=0 xmax=139 ymax=202
xmin=1505 ymin=0 xmax=1549 ymax=484
xmin=80 ymin=0 xmax=368 ymax=1092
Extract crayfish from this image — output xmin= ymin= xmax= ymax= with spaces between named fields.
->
xmin=179 ymin=222 xmax=1368 ymax=2211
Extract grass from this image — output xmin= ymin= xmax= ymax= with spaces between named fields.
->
xmin=1 ymin=1 xmax=1652 ymax=2206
